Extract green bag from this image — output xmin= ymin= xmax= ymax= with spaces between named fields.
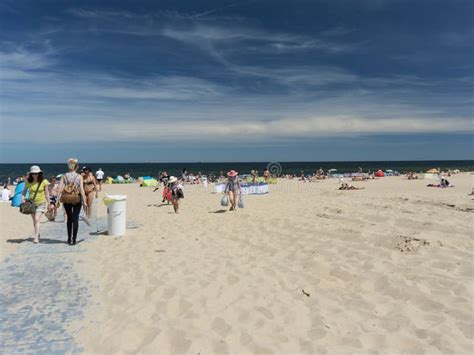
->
xmin=20 ymin=182 xmax=41 ymax=215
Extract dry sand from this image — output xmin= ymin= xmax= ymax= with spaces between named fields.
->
xmin=1 ymin=174 xmax=473 ymax=353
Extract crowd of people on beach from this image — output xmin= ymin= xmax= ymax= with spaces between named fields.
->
xmin=4 ymin=159 xmax=104 ymax=245
xmin=2 ymin=159 xmax=466 ymax=245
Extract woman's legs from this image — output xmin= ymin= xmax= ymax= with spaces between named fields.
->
xmin=30 ymin=214 xmax=38 ymax=242
xmin=64 ymin=202 xmax=82 ymax=244
xmin=34 ymin=211 xmax=43 ymax=241
xmin=30 ymin=210 xmax=44 ymax=243
xmin=228 ymin=191 xmax=235 ymax=211
xmin=86 ymin=193 xmax=94 ymax=219
xmin=172 ymin=198 xmax=180 ymax=213
xmin=64 ymin=203 xmax=73 ymax=243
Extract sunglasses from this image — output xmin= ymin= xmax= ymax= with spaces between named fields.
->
xmin=31 ymin=173 xmax=39 ymax=175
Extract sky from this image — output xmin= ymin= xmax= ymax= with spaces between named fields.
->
xmin=0 ymin=0 xmax=473 ymax=163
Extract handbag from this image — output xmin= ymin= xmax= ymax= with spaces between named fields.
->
xmin=221 ymin=195 xmax=229 ymax=207
xmin=238 ymin=195 xmax=244 ymax=209
xmin=20 ymin=181 xmax=41 ymax=215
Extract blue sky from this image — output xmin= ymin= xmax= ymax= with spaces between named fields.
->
xmin=0 ymin=0 xmax=472 ymax=163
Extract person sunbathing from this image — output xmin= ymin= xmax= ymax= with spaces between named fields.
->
xmin=339 ymin=183 xmax=364 ymax=190
xmin=427 ymin=178 xmax=453 ymax=188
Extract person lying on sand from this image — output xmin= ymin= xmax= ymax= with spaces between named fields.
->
xmin=427 ymin=179 xmax=454 ymax=188
xmin=352 ymin=176 xmax=368 ymax=181
xmin=339 ymin=183 xmax=365 ymax=190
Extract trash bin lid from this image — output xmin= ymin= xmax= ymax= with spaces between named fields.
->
xmin=103 ymin=195 xmax=127 ymax=206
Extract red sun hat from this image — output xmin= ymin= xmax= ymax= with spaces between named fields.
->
xmin=227 ymin=170 xmax=238 ymax=177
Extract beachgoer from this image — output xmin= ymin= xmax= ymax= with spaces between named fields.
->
xmin=1 ymin=184 xmax=11 ymax=201
xmin=339 ymin=183 xmax=364 ymax=190
xmin=56 ymin=158 xmax=87 ymax=245
xmin=169 ymin=176 xmax=184 ymax=213
xmin=440 ymin=178 xmax=451 ymax=188
xmin=82 ymin=167 xmax=98 ymax=220
xmin=251 ymin=170 xmax=257 ymax=183
xmin=21 ymin=166 xmax=50 ymax=243
xmin=46 ymin=176 xmax=60 ymax=221
xmin=95 ymin=168 xmax=104 ymax=191
xmin=159 ymin=171 xmax=171 ymax=202
xmin=263 ymin=169 xmax=270 ymax=181
xmin=181 ymin=168 xmax=188 ymax=182
xmin=225 ymin=170 xmax=241 ymax=211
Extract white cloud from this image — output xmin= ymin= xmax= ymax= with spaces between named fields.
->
xmin=3 ymin=116 xmax=472 ymax=144
xmin=0 ymin=50 xmax=54 ymax=70
xmin=1 ymin=46 xmax=472 ymax=146
xmin=161 ymin=24 xmax=360 ymax=54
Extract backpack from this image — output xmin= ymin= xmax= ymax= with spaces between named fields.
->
xmin=60 ymin=174 xmax=81 ymax=204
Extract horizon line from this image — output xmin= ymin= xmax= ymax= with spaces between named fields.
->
xmin=1 ymin=159 xmax=473 ymax=165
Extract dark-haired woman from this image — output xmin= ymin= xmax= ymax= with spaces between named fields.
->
xmin=82 ymin=167 xmax=98 ymax=221
xmin=22 ymin=165 xmax=50 ymax=243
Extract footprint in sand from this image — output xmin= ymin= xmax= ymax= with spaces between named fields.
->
xmin=256 ymin=306 xmax=274 ymax=320
xmin=227 ymin=274 xmax=239 ymax=285
xmin=211 ymin=317 xmax=232 ymax=338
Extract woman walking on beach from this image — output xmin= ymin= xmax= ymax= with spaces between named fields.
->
xmin=22 ymin=166 xmax=50 ymax=243
xmin=225 ymin=170 xmax=241 ymax=211
xmin=57 ymin=158 xmax=87 ymax=245
xmin=169 ymin=176 xmax=184 ymax=213
xmin=82 ymin=167 xmax=98 ymax=220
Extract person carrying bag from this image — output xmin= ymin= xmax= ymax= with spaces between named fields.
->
xmin=21 ymin=165 xmax=50 ymax=244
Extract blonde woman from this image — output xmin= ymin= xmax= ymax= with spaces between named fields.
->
xmin=22 ymin=165 xmax=50 ymax=243
xmin=57 ymin=158 xmax=87 ymax=245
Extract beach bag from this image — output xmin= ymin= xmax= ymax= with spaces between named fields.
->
xmin=221 ymin=195 xmax=229 ymax=207
xmin=60 ymin=174 xmax=81 ymax=204
xmin=20 ymin=182 xmax=41 ymax=215
xmin=238 ymin=195 xmax=244 ymax=209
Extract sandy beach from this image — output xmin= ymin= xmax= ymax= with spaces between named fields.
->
xmin=1 ymin=174 xmax=473 ymax=353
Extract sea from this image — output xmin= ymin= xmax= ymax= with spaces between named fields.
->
xmin=0 ymin=160 xmax=473 ymax=182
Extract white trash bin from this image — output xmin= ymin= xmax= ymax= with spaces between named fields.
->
xmin=103 ymin=195 xmax=127 ymax=236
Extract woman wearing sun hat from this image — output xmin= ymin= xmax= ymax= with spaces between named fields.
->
xmin=224 ymin=170 xmax=241 ymax=211
xmin=56 ymin=158 xmax=87 ymax=245
xmin=169 ymin=176 xmax=184 ymax=213
xmin=21 ymin=165 xmax=50 ymax=243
